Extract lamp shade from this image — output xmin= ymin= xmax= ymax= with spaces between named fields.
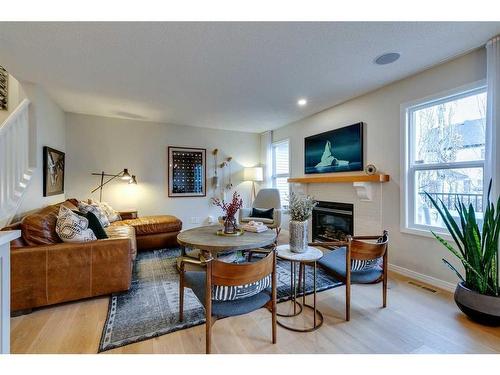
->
xmin=121 ymin=168 xmax=132 ymax=181
xmin=244 ymin=167 xmax=263 ymax=182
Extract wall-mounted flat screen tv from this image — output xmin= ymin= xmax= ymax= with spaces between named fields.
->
xmin=304 ymin=122 xmax=363 ymax=174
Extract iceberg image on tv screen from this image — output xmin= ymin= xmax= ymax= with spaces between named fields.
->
xmin=304 ymin=123 xmax=363 ymax=174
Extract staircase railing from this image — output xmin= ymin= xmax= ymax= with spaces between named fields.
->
xmin=0 ymin=99 xmax=32 ymax=227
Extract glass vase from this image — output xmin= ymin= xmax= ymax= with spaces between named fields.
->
xmin=224 ymin=215 xmax=238 ymax=234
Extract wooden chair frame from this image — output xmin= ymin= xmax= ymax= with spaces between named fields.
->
xmin=178 ymin=249 xmax=277 ymax=354
xmin=310 ymin=230 xmax=388 ymax=321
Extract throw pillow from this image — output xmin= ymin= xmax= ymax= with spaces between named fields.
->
xmin=250 ymin=207 xmax=274 ymax=220
xmin=212 ymin=274 xmax=272 ymax=301
xmin=350 ymin=233 xmax=387 ymax=272
xmin=73 ymin=211 xmax=108 ymax=239
xmin=88 ymin=199 xmax=122 ymax=223
xmin=56 ymin=205 xmax=97 ymax=243
xmin=78 ymin=201 xmax=110 ymax=227
xmin=212 ymin=252 xmax=271 ymax=301
xmin=351 ymin=258 xmax=381 ymax=272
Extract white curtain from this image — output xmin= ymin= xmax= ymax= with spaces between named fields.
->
xmin=485 ymin=36 xmax=500 ymax=201
xmin=260 ymin=130 xmax=273 ymax=188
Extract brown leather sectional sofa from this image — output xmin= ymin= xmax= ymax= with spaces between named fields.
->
xmin=1 ymin=199 xmax=182 ymax=313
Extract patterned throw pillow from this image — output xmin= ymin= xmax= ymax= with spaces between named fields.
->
xmin=73 ymin=211 xmax=109 ymax=239
xmin=88 ymin=199 xmax=121 ymax=223
xmin=350 ymin=233 xmax=387 ymax=271
xmin=212 ymin=274 xmax=272 ymax=301
xmin=212 ymin=252 xmax=271 ymax=301
xmin=351 ymin=258 xmax=381 ymax=272
xmin=56 ymin=205 xmax=97 ymax=243
xmin=78 ymin=201 xmax=110 ymax=227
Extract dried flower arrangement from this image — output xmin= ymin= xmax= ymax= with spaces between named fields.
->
xmin=212 ymin=191 xmax=243 ymax=233
xmin=288 ymin=192 xmax=317 ymax=222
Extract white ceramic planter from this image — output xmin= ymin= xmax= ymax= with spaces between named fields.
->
xmin=289 ymin=220 xmax=308 ymax=253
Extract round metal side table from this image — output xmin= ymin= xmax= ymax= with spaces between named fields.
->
xmin=276 ymin=244 xmax=324 ymax=332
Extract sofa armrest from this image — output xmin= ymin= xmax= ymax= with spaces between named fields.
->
xmin=10 ymin=238 xmax=133 ymax=311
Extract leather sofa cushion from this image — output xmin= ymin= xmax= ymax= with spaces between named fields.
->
xmin=21 ymin=200 xmax=78 ymax=246
xmin=105 ymin=225 xmax=137 ymax=259
xmin=112 ymin=215 xmax=182 ymax=235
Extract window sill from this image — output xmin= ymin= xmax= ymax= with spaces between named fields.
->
xmin=400 ymin=226 xmax=453 ymax=241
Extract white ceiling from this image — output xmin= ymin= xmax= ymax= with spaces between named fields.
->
xmin=0 ymin=22 xmax=499 ymax=133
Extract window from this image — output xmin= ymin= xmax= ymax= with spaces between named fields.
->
xmin=271 ymin=139 xmax=290 ymax=208
xmin=403 ymin=84 xmax=487 ymax=234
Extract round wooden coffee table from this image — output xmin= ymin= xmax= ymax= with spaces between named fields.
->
xmin=177 ymin=224 xmax=277 ymax=256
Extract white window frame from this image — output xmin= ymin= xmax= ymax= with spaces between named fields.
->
xmin=400 ymin=80 xmax=488 ymax=238
xmin=271 ymin=139 xmax=290 ymax=209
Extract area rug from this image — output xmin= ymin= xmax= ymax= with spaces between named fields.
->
xmin=98 ymin=248 xmax=341 ymax=352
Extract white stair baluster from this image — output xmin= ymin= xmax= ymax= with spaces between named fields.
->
xmin=0 ymin=99 xmax=33 ymax=227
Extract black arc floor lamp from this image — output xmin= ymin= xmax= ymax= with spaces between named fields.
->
xmin=91 ymin=168 xmax=137 ymax=202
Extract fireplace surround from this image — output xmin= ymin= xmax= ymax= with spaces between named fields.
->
xmin=312 ymin=201 xmax=354 ymax=242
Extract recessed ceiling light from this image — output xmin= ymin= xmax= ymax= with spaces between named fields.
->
xmin=374 ymin=52 xmax=400 ymax=65
xmin=297 ymin=98 xmax=307 ymax=106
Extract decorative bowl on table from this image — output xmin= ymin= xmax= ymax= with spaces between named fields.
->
xmin=216 ymin=228 xmax=245 ymax=237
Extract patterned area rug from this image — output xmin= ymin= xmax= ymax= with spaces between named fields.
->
xmin=98 ymin=248 xmax=342 ymax=352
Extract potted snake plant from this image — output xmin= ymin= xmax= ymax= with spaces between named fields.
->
xmin=425 ymin=181 xmax=500 ymax=325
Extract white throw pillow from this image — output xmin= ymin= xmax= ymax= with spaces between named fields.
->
xmin=56 ymin=205 xmax=97 ymax=243
xmin=78 ymin=201 xmax=110 ymax=227
xmin=89 ymin=199 xmax=121 ymax=223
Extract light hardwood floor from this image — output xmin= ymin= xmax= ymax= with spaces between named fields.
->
xmin=10 ymin=271 xmax=500 ymax=354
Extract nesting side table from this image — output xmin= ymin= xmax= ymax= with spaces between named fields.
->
xmin=276 ymin=244 xmax=324 ymax=332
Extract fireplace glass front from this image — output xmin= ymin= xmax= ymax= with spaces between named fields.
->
xmin=312 ymin=201 xmax=354 ymax=242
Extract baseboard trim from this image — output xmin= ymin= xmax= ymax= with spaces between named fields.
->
xmin=388 ymin=263 xmax=457 ymax=293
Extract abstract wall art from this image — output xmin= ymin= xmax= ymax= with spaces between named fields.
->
xmin=168 ymin=146 xmax=206 ymax=197
xmin=304 ymin=122 xmax=364 ymax=174
xmin=43 ymin=146 xmax=65 ymax=196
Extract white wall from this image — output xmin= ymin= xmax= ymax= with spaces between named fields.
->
xmin=15 ymin=83 xmax=66 ymax=216
xmin=273 ymin=49 xmax=487 ymax=286
xmin=65 ymin=114 xmax=260 ymax=229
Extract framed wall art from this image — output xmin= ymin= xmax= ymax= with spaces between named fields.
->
xmin=304 ymin=122 xmax=364 ymax=174
xmin=0 ymin=66 xmax=8 ymax=111
xmin=43 ymin=146 xmax=65 ymax=196
xmin=168 ymin=146 xmax=206 ymax=197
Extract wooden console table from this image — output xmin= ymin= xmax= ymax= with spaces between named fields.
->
xmin=0 ymin=230 xmax=21 ymax=354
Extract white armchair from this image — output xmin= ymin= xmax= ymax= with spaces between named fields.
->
xmin=239 ymin=188 xmax=282 ymax=236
